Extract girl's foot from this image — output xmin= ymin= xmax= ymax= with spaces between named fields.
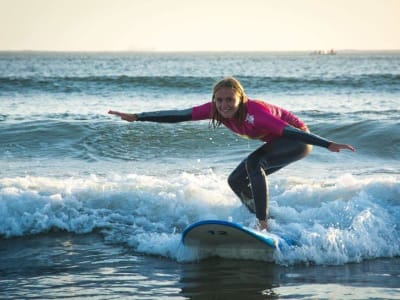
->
xmin=256 ymin=220 xmax=268 ymax=231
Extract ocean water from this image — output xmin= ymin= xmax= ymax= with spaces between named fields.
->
xmin=0 ymin=51 xmax=399 ymax=299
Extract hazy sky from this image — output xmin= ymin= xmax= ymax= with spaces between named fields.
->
xmin=1 ymin=0 xmax=399 ymax=51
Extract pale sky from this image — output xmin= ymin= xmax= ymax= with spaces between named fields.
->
xmin=1 ymin=0 xmax=399 ymax=52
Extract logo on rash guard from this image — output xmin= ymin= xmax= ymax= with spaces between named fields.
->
xmin=245 ymin=114 xmax=255 ymax=125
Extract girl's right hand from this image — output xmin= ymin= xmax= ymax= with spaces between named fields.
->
xmin=108 ymin=110 xmax=137 ymax=122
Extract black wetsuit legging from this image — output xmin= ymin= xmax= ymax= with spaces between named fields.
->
xmin=228 ymin=138 xmax=312 ymax=221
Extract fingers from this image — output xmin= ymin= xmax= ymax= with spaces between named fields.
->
xmin=338 ymin=144 xmax=355 ymax=152
xmin=108 ymin=110 xmax=121 ymax=116
xmin=329 ymin=143 xmax=356 ymax=152
xmin=108 ymin=110 xmax=126 ymax=119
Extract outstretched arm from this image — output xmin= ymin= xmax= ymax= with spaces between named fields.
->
xmin=108 ymin=108 xmax=193 ymax=123
xmin=282 ymin=125 xmax=355 ymax=152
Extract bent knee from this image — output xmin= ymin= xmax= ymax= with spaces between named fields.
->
xmin=302 ymin=143 xmax=313 ymax=157
xmin=301 ymin=144 xmax=313 ymax=158
xmin=227 ymin=174 xmax=234 ymax=188
xmin=289 ymin=141 xmax=312 ymax=160
xmin=227 ymin=172 xmax=241 ymax=189
xmin=245 ymin=151 xmax=264 ymax=171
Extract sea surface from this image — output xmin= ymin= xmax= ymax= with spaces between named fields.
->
xmin=0 ymin=51 xmax=399 ymax=299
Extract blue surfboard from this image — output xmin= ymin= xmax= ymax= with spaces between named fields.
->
xmin=181 ymin=220 xmax=280 ymax=261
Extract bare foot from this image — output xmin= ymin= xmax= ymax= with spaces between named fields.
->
xmin=256 ymin=220 xmax=268 ymax=231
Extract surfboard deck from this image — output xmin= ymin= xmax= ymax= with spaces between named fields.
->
xmin=181 ymin=220 xmax=279 ymax=261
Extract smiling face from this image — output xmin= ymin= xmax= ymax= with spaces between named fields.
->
xmin=214 ymin=87 xmax=241 ymax=119
xmin=210 ymin=77 xmax=247 ymax=128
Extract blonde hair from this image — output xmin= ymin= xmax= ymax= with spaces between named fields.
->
xmin=210 ymin=77 xmax=248 ymax=128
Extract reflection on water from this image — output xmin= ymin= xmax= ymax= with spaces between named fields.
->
xmin=0 ymin=233 xmax=399 ymax=299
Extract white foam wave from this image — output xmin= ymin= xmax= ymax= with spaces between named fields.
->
xmin=0 ymin=172 xmax=399 ymax=265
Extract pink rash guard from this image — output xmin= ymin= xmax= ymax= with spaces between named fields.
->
xmin=192 ymin=99 xmax=306 ymax=142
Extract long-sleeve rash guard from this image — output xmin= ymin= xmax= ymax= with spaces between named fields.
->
xmin=136 ymin=99 xmax=331 ymax=148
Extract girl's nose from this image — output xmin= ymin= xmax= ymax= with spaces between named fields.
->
xmin=221 ymin=100 xmax=229 ymax=108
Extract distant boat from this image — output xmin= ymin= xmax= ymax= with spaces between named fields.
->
xmin=310 ymin=49 xmax=337 ymax=55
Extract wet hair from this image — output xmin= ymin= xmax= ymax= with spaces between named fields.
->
xmin=210 ymin=77 xmax=248 ymax=128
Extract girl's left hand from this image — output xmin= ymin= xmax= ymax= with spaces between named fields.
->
xmin=328 ymin=142 xmax=355 ymax=152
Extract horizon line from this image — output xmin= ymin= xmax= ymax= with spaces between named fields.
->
xmin=1 ymin=48 xmax=400 ymax=54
